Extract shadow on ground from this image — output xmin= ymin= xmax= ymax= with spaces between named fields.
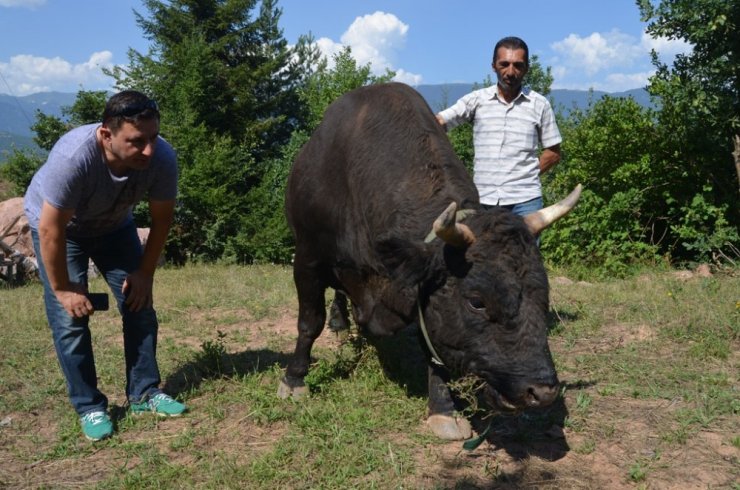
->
xmin=162 ymin=348 xmax=293 ymax=395
xmin=162 ymin=310 xmax=576 ymax=477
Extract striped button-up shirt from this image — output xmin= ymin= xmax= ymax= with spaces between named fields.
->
xmin=438 ymin=85 xmax=561 ymax=206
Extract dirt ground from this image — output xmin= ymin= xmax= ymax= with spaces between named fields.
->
xmin=234 ymin=312 xmax=738 ymax=489
xmin=2 ymin=301 xmax=738 ymax=489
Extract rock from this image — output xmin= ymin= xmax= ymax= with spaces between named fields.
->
xmin=695 ymin=264 xmax=712 ymax=278
xmin=673 ymin=270 xmax=694 ymax=281
xmin=0 ymin=197 xmax=34 ymax=258
xmin=551 ymin=276 xmax=574 ymax=285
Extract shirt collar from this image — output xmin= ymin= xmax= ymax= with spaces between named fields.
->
xmin=489 ymin=85 xmax=531 ymax=103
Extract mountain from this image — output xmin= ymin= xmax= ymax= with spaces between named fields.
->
xmin=0 ymin=92 xmax=77 ymax=137
xmin=0 ymin=86 xmax=653 ymax=162
xmin=0 ymin=92 xmax=78 ymax=163
xmin=0 ymin=131 xmax=36 ymax=157
xmin=415 ymin=84 xmax=653 ymax=114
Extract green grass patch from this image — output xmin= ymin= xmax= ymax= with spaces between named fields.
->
xmin=1 ymin=264 xmax=738 ymax=488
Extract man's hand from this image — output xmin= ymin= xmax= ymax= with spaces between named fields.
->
xmin=539 ymin=144 xmax=561 ymax=174
xmin=56 ymin=283 xmax=94 ymax=318
xmin=122 ymin=270 xmax=154 ymax=312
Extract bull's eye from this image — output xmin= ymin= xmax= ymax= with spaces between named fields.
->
xmin=467 ymin=296 xmax=486 ymax=313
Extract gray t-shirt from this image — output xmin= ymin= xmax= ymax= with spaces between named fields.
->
xmin=24 ymin=123 xmax=178 ymax=237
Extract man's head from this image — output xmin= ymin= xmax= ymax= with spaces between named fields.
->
xmin=102 ymin=90 xmax=160 ymax=133
xmin=99 ymin=91 xmax=161 ymax=173
xmin=491 ymin=36 xmax=529 ymax=98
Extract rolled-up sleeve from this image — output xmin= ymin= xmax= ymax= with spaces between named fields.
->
xmin=438 ymin=92 xmax=480 ymax=130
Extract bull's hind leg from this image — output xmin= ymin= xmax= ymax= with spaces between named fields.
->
xmin=278 ymin=262 xmax=328 ymax=400
xmin=328 ymin=291 xmax=351 ymax=337
xmin=426 ymin=364 xmax=472 ymax=440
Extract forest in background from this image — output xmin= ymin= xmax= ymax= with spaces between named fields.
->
xmin=1 ymin=0 xmax=737 ymax=276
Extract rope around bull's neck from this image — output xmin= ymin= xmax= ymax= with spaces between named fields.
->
xmin=417 ymin=296 xmax=445 ymax=366
xmin=418 ymin=208 xmax=475 ymax=367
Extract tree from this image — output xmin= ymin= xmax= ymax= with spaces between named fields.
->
xmin=105 ymin=0 xmax=320 ymax=262
xmin=1 ymin=90 xmax=108 ymax=195
xmin=231 ymin=47 xmax=394 ymax=263
xmin=639 ymin=0 xmax=739 ymax=263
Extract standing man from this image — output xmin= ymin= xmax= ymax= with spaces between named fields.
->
xmin=436 ymin=36 xmax=561 ymax=216
xmin=24 ymin=90 xmax=186 ymax=442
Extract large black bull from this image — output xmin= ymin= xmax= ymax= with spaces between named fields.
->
xmin=279 ymin=82 xmax=581 ymax=440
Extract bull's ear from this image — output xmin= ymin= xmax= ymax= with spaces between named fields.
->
xmin=376 ymin=237 xmax=437 ymax=287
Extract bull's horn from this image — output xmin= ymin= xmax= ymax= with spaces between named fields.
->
xmin=433 ymin=201 xmax=476 ymax=247
xmin=523 ymin=184 xmax=583 ymax=235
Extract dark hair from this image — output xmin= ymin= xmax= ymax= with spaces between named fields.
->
xmin=492 ymin=36 xmax=529 ymax=67
xmin=102 ymin=90 xmax=160 ymax=131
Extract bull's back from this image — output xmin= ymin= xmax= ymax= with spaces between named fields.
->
xmin=286 ymin=83 xmax=477 ymax=261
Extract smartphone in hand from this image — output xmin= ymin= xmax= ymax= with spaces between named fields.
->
xmin=87 ymin=293 xmax=109 ymax=311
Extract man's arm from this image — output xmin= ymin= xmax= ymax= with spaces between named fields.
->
xmin=38 ymin=201 xmax=92 ymax=318
xmin=435 ymin=114 xmax=447 ymax=130
xmin=122 ymin=199 xmax=175 ymax=312
xmin=539 ymin=144 xmax=561 ymax=174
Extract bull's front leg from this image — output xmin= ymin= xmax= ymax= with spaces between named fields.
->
xmin=426 ymin=363 xmax=472 ymax=440
xmin=278 ymin=264 xmax=327 ymax=400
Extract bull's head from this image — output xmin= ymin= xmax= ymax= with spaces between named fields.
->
xmin=414 ymin=185 xmax=582 ymax=412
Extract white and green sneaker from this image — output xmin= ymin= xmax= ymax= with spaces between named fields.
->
xmin=80 ymin=410 xmax=113 ymax=441
xmin=131 ymin=393 xmax=186 ymax=417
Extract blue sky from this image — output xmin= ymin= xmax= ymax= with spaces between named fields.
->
xmin=0 ymin=0 xmax=690 ymax=96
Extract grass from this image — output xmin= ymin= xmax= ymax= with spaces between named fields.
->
xmin=0 ymin=263 xmax=738 ymax=488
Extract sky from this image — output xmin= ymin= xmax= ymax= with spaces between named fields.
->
xmin=0 ymin=0 xmax=691 ymax=97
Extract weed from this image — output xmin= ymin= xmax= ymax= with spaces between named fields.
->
xmin=575 ymin=391 xmax=592 ymax=413
xmin=574 ymin=438 xmax=596 ymax=454
xmin=628 ymin=461 xmax=648 ymax=482
xmin=196 ymin=330 xmax=228 ymax=375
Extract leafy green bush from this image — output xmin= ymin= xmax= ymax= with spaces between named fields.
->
xmin=230 ymin=48 xmax=394 ymax=264
xmin=542 ymin=96 xmax=664 ymax=274
xmin=542 ymin=92 xmax=739 ymax=273
xmin=0 ymin=149 xmax=44 ymax=196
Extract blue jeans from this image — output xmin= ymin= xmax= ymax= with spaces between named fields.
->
xmin=32 ymin=223 xmax=162 ymax=416
xmin=482 ymin=197 xmax=543 ymax=246
xmin=481 ymin=196 xmax=544 ymax=217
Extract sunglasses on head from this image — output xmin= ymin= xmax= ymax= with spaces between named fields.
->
xmin=108 ymin=99 xmax=159 ymax=118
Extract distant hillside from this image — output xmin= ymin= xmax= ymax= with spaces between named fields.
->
xmin=0 ymin=131 xmax=36 ymax=160
xmin=0 ymin=92 xmax=77 ymax=137
xmin=415 ymin=84 xmax=653 ymax=114
xmin=0 ymin=86 xmax=654 ymax=162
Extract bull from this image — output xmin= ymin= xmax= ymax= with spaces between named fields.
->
xmin=279 ymin=82 xmax=581 ymax=440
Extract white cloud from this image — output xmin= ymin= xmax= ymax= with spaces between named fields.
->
xmin=602 ymin=71 xmax=655 ymax=92
xmin=392 ymin=69 xmax=422 ymax=86
xmin=340 ymin=11 xmax=407 ymax=71
xmin=0 ymin=51 xmax=115 ymax=96
xmin=551 ymin=30 xmax=644 ymax=76
xmin=0 ymin=0 xmax=45 ymax=7
xmin=552 ymin=66 xmax=568 ymax=83
xmin=312 ymin=11 xmax=422 ymax=84
xmin=314 ymin=37 xmax=343 ymax=65
xmin=548 ymin=28 xmax=694 ymax=91
xmin=641 ymin=31 xmax=692 ymax=60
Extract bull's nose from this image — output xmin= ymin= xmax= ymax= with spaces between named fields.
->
xmin=525 ymin=382 xmax=560 ymax=407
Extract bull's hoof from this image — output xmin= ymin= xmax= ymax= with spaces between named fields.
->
xmin=277 ymin=376 xmax=308 ymax=400
xmin=426 ymin=414 xmax=473 ymax=440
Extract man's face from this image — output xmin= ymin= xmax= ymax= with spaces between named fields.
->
xmin=492 ymin=47 xmax=528 ymax=94
xmin=104 ymin=118 xmax=160 ymax=170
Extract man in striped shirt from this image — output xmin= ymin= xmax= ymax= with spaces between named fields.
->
xmin=436 ymin=36 xmax=561 ymax=217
